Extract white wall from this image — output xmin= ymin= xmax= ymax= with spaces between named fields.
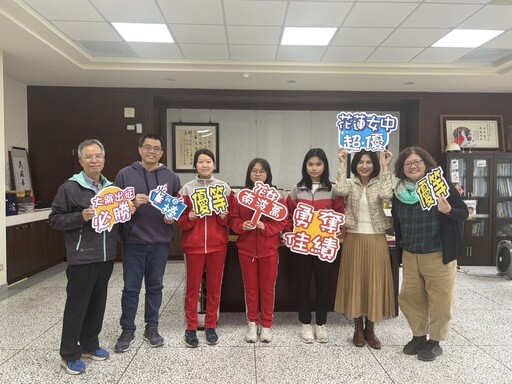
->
xmin=166 ymin=109 xmax=399 ymax=190
xmin=0 ymin=52 xmax=7 ymax=288
xmin=4 ymin=76 xmax=28 ymax=190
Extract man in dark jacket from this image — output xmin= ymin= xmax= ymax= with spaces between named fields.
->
xmin=50 ymin=139 xmax=119 ymax=375
xmin=114 ymin=133 xmax=181 ymax=352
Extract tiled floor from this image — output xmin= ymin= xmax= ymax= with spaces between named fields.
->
xmin=1 ymin=262 xmax=512 ymax=383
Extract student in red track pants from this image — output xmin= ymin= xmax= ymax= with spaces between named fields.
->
xmin=230 ymin=158 xmax=287 ymax=343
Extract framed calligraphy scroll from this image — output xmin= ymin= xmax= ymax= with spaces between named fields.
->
xmin=171 ymin=122 xmax=219 ymax=173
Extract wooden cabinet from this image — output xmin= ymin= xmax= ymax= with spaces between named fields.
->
xmin=445 ymin=152 xmax=512 ymax=266
xmin=6 ymin=219 xmax=65 ymax=284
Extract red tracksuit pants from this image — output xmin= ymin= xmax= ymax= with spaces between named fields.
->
xmin=239 ymin=252 xmax=279 ymax=328
xmin=185 ymin=250 xmax=226 ymax=330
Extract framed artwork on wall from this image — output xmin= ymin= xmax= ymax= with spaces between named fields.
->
xmin=171 ymin=122 xmax=219 ymax=172
xmin=440 ymin=115 xmax=504 ymax=152
xmin=9 ymin=147 xmax=32 ymax=191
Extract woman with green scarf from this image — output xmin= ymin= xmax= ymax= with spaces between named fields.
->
xmin=392 ymin=147 xmax=468 ymax=362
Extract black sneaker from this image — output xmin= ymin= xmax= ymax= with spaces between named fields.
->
xmin=185 ymin=330 xmax=199 ymax=348
xmin=417 ymin=340 xmax=443 ymax=362
xmin=114 ymin=331 xmax=135 ymax=353
xmin=205 ymin=328 xmax=219 ymax=345
xmin=144 ymin=327 xmax=164 ymax=348
xmin=403 ymin=335 xmax=427 ymax=355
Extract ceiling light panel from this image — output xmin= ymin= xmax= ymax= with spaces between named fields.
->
xmin=112 ymin=22 xmax=173 ymax=43
xmin=432 ymin=29 xmax=504 ymax=48
xmin=281 ymin=27 xmax=336 ymax=46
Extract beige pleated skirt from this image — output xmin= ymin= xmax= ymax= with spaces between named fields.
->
xmin=334 ymin=232 xmax=396 ymax=323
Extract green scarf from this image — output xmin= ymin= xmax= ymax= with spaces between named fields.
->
xmin=395 ymin=179 xmax=419 ymax=204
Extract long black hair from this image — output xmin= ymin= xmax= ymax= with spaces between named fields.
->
xmin=244 ymin=158 xmax=273 ymax=188
xmin=298 ymin=148 xmax=331 ymax=191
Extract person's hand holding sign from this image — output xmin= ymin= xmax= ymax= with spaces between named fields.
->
xmin=338 ymin=148 xmax=348 ymax=170
xmin=381 ymin=149 xmax=393 ymax=172
xmin=242 ymin=221 xmax=254 ymax=231
xmin=437 ymin=196 xmax=452 ymax=216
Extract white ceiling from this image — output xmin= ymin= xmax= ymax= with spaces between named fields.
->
xmin=1 ymin=0 xmax=512 ymax=92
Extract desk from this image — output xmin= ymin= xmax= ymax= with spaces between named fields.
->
xmin=220 ymin=243 xmax=399 ymax=315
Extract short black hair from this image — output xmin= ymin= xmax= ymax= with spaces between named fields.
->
xmin=138 ymin=133 xmax=163 ymax=148
xmin=193 ymin=148 xmax=215 ymax=170
xmin=394 ymin=146 xmax=437 ymax=180
xmin=350 ymin=150 xmax=380 ymax=179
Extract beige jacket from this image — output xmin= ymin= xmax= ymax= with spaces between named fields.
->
xmin=335 ymin=168 xmax=392 ymax=232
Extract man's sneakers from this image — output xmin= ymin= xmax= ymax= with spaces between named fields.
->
xmin=82 ymin=348 xmax=110 ymax=361
xmin=417 ymin=340 xmax=443 ymax=362
xmin=403 ymin=335 xmax=427 ymax=355
xmin=184 ymin=330 xmax=199 ymax=348
xmin=114 ymin=330 xmax=135 ymax=353
xmin=61 ymin=359 xmax=86 ymax=375
xmin=144 ymin=327 xmax=164 ymax=348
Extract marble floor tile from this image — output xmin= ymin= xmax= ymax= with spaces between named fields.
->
xmin=1 ymin=262 xmax=511 ymax=383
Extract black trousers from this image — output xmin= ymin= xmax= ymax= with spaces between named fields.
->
xmin=60 ymin=260 xmax=114 ymax=361
xmin=295 ymin=253 xmax=332 ymax=326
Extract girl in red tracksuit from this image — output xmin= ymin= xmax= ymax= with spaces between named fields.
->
xmin=229 ymin=158 xmax=287 ymax=343
xmin=286 ymin=148 xmax=345 ymax=344
xmin=177 ymin=149 xmax=233 ymax=348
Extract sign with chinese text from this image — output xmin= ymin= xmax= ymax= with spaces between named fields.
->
xmin=149 ymin=185 xmax=187 ymax=221
xmin=416 ymin=166 xmax=451 ymax=211
xmin=337 ymin=112 xmax=398 ymax=153
xmin=283 ymin=202 xmax=345 ymax=262
xmin=190 ymin=184 xmax=229 ymax=218
xmin=91 ymin=186 xmax=135 ymax=233
xmin=237 ymin=181 xmax=287 ymax=226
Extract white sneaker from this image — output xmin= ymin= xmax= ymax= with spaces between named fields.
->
xmin=301 ymin=324 xmax=314 ymax=344
xmin=315 ymin=324 xmax=328 ymax=343
xmin=260 ymin=327 xmax=273 ymax=343
xmin=245 ymin=322 xmax=258 ymax=343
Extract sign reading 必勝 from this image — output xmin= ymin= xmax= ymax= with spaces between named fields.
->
xmin=337 ymin=112 xmax=398 ymax=153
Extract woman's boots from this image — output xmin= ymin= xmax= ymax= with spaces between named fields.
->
xmin=364 ymin=317 xmax=381 ymax=350
xmin=352 ymin=317 xmax=365 ymax=347
xmin=353 ymin=317 xmax=382 ymax=349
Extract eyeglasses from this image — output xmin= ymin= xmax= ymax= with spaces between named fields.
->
xmin=251 ymin=169 xmax=267 ymax=175
xmin=404 ymin=159 xmax=424 ymax=169
xmin=141 ymin=145 xmax=162 ymax=152
xmin=82 ymin=154 xmax=104 ymax=161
